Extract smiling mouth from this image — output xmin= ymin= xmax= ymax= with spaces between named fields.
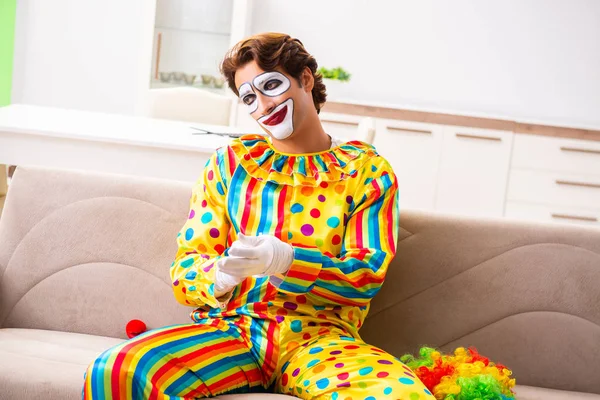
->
xmin=263 ymin=105 xmax=288 ymax=126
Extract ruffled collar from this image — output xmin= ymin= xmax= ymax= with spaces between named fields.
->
xmin=229 ymin=134 xmax=378 ymax=186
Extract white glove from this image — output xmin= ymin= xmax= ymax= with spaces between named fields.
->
xmin=213 ymin=265 xmax=243 ymax=298
xmin=218 ymin=233 xmax=294 ymax=278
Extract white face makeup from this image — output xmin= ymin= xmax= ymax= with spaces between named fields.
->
xmin=238 ymin=71 xmax=295 ymax=140
xmin=258 ymin=98 xmax=294 ymax=140
xmin=253 ymin=71 xmax=291 ymax=97
xmin=239 ymin=83 xmax=257 ymax=114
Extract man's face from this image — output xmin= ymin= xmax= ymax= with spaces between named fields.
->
xmin=235 ymin=60 xmax=307 ymax=140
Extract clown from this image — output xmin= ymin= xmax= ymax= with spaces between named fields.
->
xmin=83 ymin=33 xmax=514 ymax=400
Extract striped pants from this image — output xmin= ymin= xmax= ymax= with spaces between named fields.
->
xmin=83 ymin=319 xmax=435 ymax=399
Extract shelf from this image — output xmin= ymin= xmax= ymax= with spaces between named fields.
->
xmin=154 ymin=26 xmax=230 ymax=37
xmin=150 ymin=80 xmax=229 ymax=95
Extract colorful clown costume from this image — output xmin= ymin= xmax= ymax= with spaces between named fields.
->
xmin=84 ymin=134 xmax=436 ymax=399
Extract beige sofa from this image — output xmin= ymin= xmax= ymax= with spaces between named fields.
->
xmin=0 ymin=166 xmax=598 ymax=399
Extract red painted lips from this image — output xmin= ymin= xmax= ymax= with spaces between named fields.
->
xmin=263 ymin=105 xmax=288 ymax=126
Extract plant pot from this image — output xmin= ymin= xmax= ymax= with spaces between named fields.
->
xmin=323 ymin=78 xmax=351 ymax=101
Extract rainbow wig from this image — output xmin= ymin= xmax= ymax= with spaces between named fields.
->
xmin=401 ymin=347 xmax=516 ymax=400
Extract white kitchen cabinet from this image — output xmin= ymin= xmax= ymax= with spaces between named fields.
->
xmin=435 ymin=126 xmax=514 ymax=217
xmin=507 ymin=169 xmax=600 ymax=210
xmin=505 ymin=202 xmax=600 ymax=228
xmin=372 ymin=119 xmax=444 ymax=210
xmin=511 ymin=134 xmax=600 ymax=176
xmin=506 ymin=134 xmax=600 ymax=224
xmin=319 ymin=112 xmax=368 ymax=142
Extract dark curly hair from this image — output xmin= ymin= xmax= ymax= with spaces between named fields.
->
xmin=220 ymin=32 xmax=327 ymax=114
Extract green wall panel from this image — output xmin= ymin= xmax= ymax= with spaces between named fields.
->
xmin=0 ymin=0 xmax=17 ymax=106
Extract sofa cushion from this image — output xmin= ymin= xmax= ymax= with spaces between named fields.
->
xmin=7 ymin=326 xmax=592 ymax=400
xmin=515 ymin=385 xmax=600 ymax=399
xmin=1 ymin=326 xmax=594 ymax=400
xmin=0 ymin=328 xmax=294 ymax=399
xmin=0 ymin=167 xmax=192 ymax=339
xmin=0 ymin=328 xmax=123 ymax=399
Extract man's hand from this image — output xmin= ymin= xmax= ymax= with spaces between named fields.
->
xmin=214 ymin=267 xmax=243 ymax=298
xmin=218 ymin=233 xmax=294 ymax=278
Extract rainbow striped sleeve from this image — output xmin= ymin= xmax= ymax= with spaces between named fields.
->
xmin=170 ymin=148 xmax=232 ymax=309
xmin=279 ymin=162 xmax=400 ymax=307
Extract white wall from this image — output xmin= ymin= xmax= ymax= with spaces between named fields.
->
xmin=250 ymin=0 xmax=600 ymax=129
xmin=11 ymin=0 xmax=157 ymax=115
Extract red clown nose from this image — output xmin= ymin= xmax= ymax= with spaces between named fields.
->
xmin=126 ymin=319 xmax=147 ymax=339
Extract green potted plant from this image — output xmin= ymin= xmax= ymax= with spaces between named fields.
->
xmin=318 ymin=66 xmax=351 ymax=82
xmin=318 ymin=66 xmax=351 ymax=100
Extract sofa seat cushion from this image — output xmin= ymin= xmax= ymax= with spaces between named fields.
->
xmin=0 ymin=328 xmax=294 ymax=399
xmin=7 ymin=328 xmax=595 ymax=400
xmin=515 ymin=385 xmax=600 ymax=399
xmin=0 ymin=328 xmax=124 ymax=398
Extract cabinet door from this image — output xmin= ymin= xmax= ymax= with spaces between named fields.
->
xmin=505 ymin=201 xmax=600 ymax=228
xmin=507 ymin=169 xmax=600 ymax=210
xmin=435 ymin=126 xmax=513 ymax=217
xmin=511 ymin=134 xmax=600 ymax=176
xmin=319 ymin=112 xmax=366 ymax=142
xmin=372 ymin=119 xmax=444 ymax=210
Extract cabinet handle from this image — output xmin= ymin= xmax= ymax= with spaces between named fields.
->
xmin=387 ymin=126 xmax=432 ymax=135
xmin=321 ymin=119 xmax=359 ymax=126
xmin=560 ymin=146 xmax=600 ymax=155
xmin=555 ymin=180 xmax=600 ymax=189
xmin=456 ymin=133 xmax=502 ymax=142
xmin=551 ymin=213 xmax=598 ymax=222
